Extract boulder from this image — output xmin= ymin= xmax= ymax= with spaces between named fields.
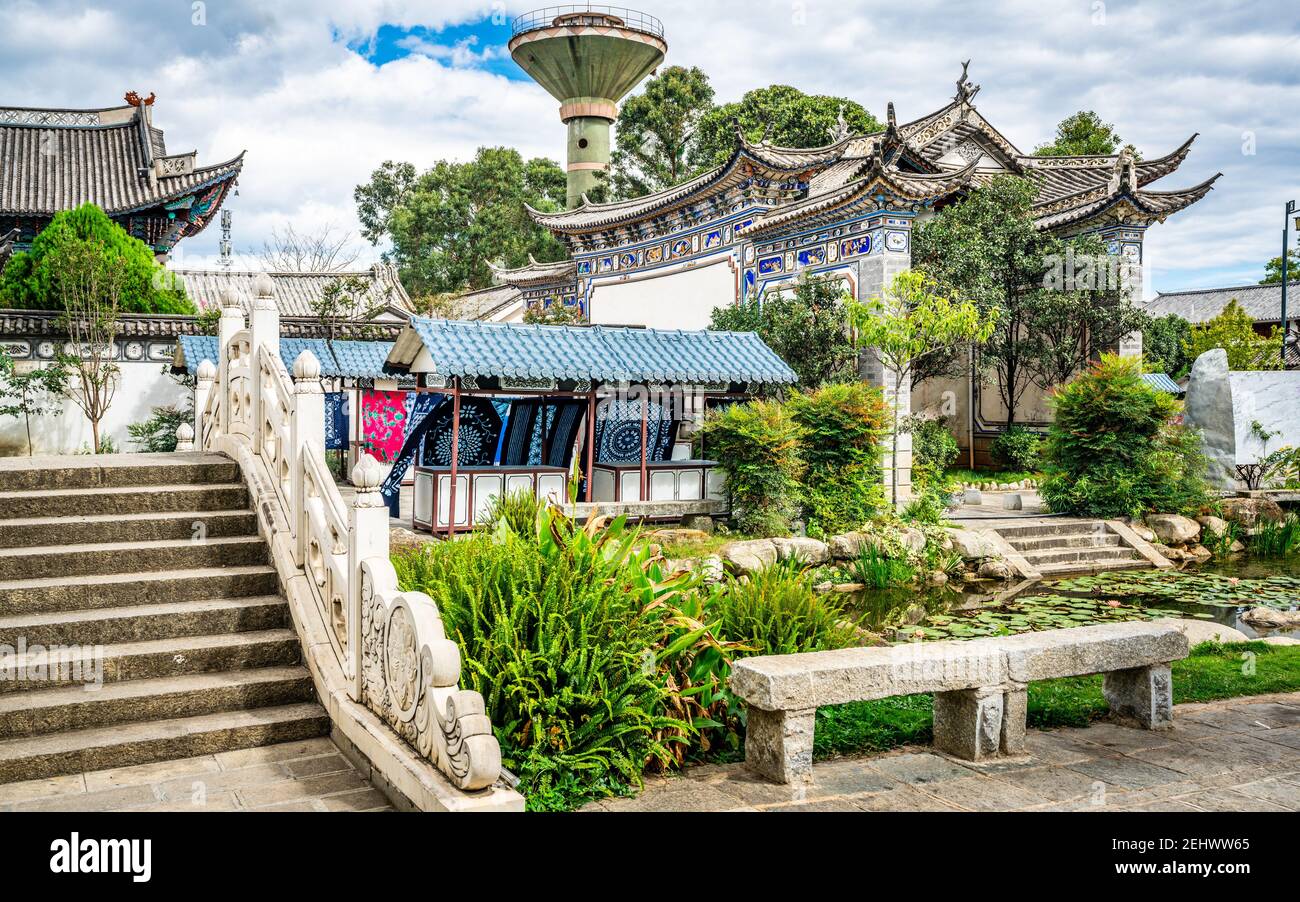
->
xmin=945 ymin=527 xmax=1003 ymax=561
xmin=1183 ymin=349 xmax=1237 ymax=491
xmin=648 ymin=528 xmax=711 ymax=546
xmin=772 ymin=537 xmax=831 ymax=565
xmin=1145 ymin=514 xmax=1201 ymax=546
xmin=901 ymin=604 xmax=927 ymax=625
xmin=679 ymin=514 xmax=716 ymax=535
xmin=1002 ymin=494 xmax=1023 ymax=511
xmin=1185 ymin=544 xmax=1213 ymax=563
xmin=1132 ymin=525 xmax=1158 ymax=544
xmin=1262 ymin=636 xmax=1300 ymax=647
xmin=1242 ymin=607 xmax=1300 ymax=630
xmin=700 ymin=555 xmax=725 ymax=583
xmin=1195 ymin=515 xmax=1229 ymax=536
xmin=720 ymin=539 xmax=778 ymax=574
xmin=1220 ymin=497 xmax=1285 ymax=529
xmin=977 ymin=560 xmax=1011 ymax=580
xmin=928 ymin=571 xmax=949 ymax=586
xmin=1154 ymin=617 xmax=1250 ymax=646
xmin=900 ymin=528 xmax=927 ymax=556
xmin=389 ymin=527 xmax=431 ymax=556
xmin=963 ymin=489 xmax=983 ymax=505
xmin=1230 ymin=540 xmax=1247 ymax=554
xmin=829 ymin=531 xmax=869 ymax=560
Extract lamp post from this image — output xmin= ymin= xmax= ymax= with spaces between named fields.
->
xmin=1284 ymin=199 xmax=1297 ymax=368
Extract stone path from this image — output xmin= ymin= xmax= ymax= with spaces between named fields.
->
xmin=0 ymin=737 xmax=393 ymax=812
xmin=588 ymin=692 xmax=1300 ymax=812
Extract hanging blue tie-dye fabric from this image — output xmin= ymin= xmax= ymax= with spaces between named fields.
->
xmin=324 ymin=393 xmax=347 ymax=450
xmin=381 ymin=392 xmax=445 ymax=518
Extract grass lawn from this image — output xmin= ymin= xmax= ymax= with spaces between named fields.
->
xmin=945 ymin=468 xmax=1041 ymax=487
xmin=812 ymin=641 xmax=1300 ymax=760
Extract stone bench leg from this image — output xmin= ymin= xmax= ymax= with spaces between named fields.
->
xmin=933 ymin=688 xmax=1004 ymax=761
xmin=1104 ymin=663 xmax=1174 ymax=729
xmin=1001 ymin=686 xmax=1028 ymax=755
xmin=745 ymin=707 xmax=815 ymax=784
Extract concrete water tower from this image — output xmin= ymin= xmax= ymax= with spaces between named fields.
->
xmin=509 ymin=6 xmax=667 ymax=208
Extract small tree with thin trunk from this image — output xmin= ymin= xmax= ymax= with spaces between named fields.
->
xmin=850 ymin=270 xmax=996 ymax=506
xmin=52 ymin=237 xmax=126 ymax=454
xmin=0 ymin=348 xmax=68 ymax=456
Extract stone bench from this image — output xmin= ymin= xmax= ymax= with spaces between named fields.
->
xmin=729 ymin=622 xmax=1189 ymax=784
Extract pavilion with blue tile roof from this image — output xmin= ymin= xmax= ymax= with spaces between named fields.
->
xmin=384 ymin=317 xmax=796 ymax=535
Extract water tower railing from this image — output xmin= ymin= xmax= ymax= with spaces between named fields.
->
xmin=510 ymin=5 xmax=665 ymax=40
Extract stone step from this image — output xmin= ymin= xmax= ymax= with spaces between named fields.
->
xmin=1018 ymin=547 xmax=1141 ymax=566
xmin=0 ymin=596 xmax=288 ymax=647
xmin=0 ymin=453 xmax=240 ymax=493
xmin=0 ymin=509 xmax=259 ymax=549
xmin=0 ymin=536 xmax=268 ymax=581
xmin=993 ymin=520 xmax=1110 ymax=540
xmin=0 ymin=565 xmax=280 ymax=614
xmin=1007 ymin=533 xmax=1122 ymax=552
xmin=0 ymin=666 xmax=314 ymax=739
xmin=1037 ymin=558 xmax=1154 ymax=577
xmin=0 ymin=629 xmax=301 ymax=694
xmin=0 ymin=483 xmax=250 ymax=520
xmin=0 ymin=701 xmax=329 ymax=784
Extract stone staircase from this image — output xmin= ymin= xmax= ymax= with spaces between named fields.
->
xmin=0 ymin=453 xmax=329 ymax=784
xmin=993 ymin=520 xmax=1150 ymax=577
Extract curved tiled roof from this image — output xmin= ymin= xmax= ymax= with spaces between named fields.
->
xmin=174 ymin=334 xmax=396 ymax=379
xmin=170 ymin=265 xmax=412 ymax=319
xmin=389 ymin=317 xmax=798 ymax=385
xmin=1140 ymin=281 xmax=1300 ymax=325
xmin=488 ymin=257 xmax=577 ymax=288
xmin=1032 ymin=173 xmax=1221 ymax=231
xmin=0 ymin=102 xmax=243 ymax=216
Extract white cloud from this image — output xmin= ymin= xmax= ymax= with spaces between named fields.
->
xmin=1 ymin=0 xmax=1295 ymax=291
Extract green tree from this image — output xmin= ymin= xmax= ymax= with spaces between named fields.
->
xmin=1261 ymin=249 xmax=1300 ymax=284
xmin=914 ymin=175 xmax=1144 ymax=423
xmin=606 ymin=66 xmax=715 ymax=200
xmin=691 ymin=84 xmax=882 ymax=171
xmin=0 ymin=204 xmax=193 ymax=314
xmin=1183 ymin=299 xmax=1283 ymax=370
xmin=1033 ymin=110 xmax=1138 ymax=158
xmin=353 ymin=148 xmax=567 ymax=296
xmin=849 ymin=270 xmax=996 ymax=506
xmin=709 ymin=275 xmax=858 ymax=392
xmin=1143 ymin=313 xmax=1192 ymax=377
xmin=0 ymin=349 xmax=68 ymax=456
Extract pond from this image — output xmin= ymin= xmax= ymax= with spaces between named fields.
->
xmin=845 ymin=556 xmax=1300 ymax=643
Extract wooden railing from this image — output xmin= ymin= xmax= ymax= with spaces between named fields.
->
xmin=185 ymin=289 xmax=503 ymax=793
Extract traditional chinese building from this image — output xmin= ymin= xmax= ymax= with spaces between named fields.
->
xmin=0 ymin=92 xmax=243 ymax=264
xmin=492 ymin=67 xmax=1218 ymax=477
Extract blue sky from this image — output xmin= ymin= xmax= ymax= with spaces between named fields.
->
xmin=1 ymin=0 xmax=1297 ymax=294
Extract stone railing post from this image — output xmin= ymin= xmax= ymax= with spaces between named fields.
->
xmin=193 ymin=359 xmax=215 ymax=446
xmin=248 ymin=273 xmax=280 ymax=455
xmin=175 ymin=423 xmax=195 ymax=452
xmin=347 ymin=453 xmax=390 ymax=701
xmin=217 ymin=287 xmax=246 ymax=435
xmin=290 ymin=350 xmax=324 ymax=568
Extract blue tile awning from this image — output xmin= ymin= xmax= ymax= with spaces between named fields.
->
xmin=1140 ymin=372 xmax=1183 ymax=394
xmin=173 ymin=335 xmax=395 ymax=380
xmin=386 ymin=318 xmax=798 ymax=386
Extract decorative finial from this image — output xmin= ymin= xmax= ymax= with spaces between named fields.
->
xmin=831 ymin=104 xmax=850 ymax=143
xmin=292 ymin=349 xmax=321 ymax=381
xmin=253 ymin=272 xmax=275 ymax=300
xmin=955 ymin=61 xmax=980 ymax=104
xmin=760 ymin=121 xmax=774 ymax=145
xmin=124 ymin=90 xmax=156 ymax=107
xmin=219 ymin=284 xmax=242 ymax=310
xmin=887 ymin=101 xmax=897 ymax=131
xmin=351 ymin=453 xmax=385 ymax=492
xmin=196 ymin=359 xmax=217 ymax=382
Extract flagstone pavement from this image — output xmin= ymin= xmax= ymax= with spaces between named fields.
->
xmin=0 ymin=737 xmax=394 ymax=812
xmin=587 ymin=691 xmax=1300 ymax=812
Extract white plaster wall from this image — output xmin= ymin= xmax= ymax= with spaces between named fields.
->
xmin=1229 ymin=371 xmax=1300 ymax=464
xmin=0 ymin=363 xmax=188 ymax=456
xmin=588 ymin=258 xmax=735 ymax=330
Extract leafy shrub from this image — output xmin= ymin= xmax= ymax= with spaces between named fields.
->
xmin=909 ymin=415 xmax=960 ymax=488
xmin=698 ymin=400 xmax=805 ymax=537
xmin=1251 ymin=514 xmax=1300 ymax=556
xmin=1040 ymin=354 xmax=1208 ymax=518
xmin=127 ymin=405 xmax=189 ymax=453
xmin=1183 ymin=300 xmax=1283 ymax=371
xmin=393 ymin=509 xmax=690 ymax=810
xmin=989 ymin=425 xmax=1043 ymax=473
xmin=481 ymin=488 xmax=543 ymax=535
xmin=709 ymin=560 xmax=859 ymax=656
xmin=902 ymin=479 xmax=956 ymax=526
xmin=786 ymin=382 xmax=890 ymax=538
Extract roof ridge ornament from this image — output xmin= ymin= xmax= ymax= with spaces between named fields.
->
xmin=124 ymin=91 xmax=156 ymax=107
xmin=954 ymin=61 xmax=980 ymax=105
xmin=831 ymin=104 xmax=850 ymax=143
